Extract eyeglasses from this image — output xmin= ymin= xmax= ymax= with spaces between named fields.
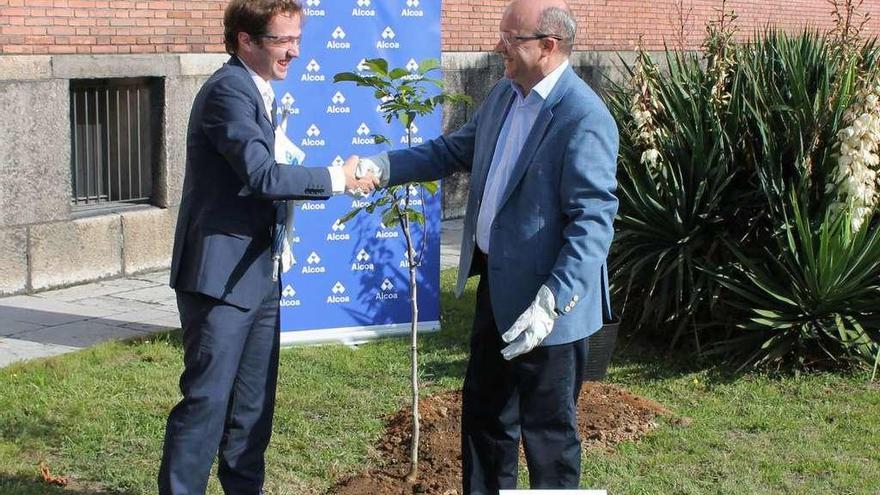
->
xmin=256 ymin=34 xmax=301 ymax=48
xmin=499 ymin=32 xmax=563 ymax=47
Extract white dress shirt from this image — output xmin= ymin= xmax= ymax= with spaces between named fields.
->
xmin=476 ymin=60 xmax=569 ymax=254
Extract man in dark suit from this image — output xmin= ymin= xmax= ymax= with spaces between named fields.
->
xmin=357 ymin=0 xmax=618 ymax=492
xmin=158 ymin=1 xmax=376 ymax=494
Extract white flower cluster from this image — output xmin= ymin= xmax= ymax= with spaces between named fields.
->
xmin=630 ymin=53 xmax=666 ymax=170
xmin=833 ymin=76 xmax=880 ymax=231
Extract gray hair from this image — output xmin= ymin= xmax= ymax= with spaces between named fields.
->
xmin=536 ymin=6 xmax=577 ymax=54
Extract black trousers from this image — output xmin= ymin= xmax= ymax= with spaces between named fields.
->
xmin=158 ymin=287 xmax=280 ymax=495
xmin=461 ymin=268 xmax=588 ymax=494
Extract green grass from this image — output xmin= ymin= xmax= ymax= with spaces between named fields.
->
xmin=1 ymin=269 xmax=878 ymax=494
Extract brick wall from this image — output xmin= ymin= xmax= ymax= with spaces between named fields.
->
xmin=1 ymin=0 xmax=878 ymax=55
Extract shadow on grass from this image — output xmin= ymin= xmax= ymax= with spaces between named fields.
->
xmin=0 ymin=475 xmax=136 ymax=495
xmin=608 ymin=337 xmax=747 ymax=386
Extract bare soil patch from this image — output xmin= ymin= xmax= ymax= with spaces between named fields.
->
xmin=329 ymin=382 xmax=673 ymax=495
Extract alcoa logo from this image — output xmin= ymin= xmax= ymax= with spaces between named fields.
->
xmin=376 ymin=221 xmax=400 ymax=239
xmin=328 ymin=219 xmax=351 ymax=241
xmin=328 ymin=281 xmax=350 ymax=304
xmin=332 ymin=155 xmax=345 ymax=167
xmin=377 ymin=278 xmax=399 ymax=301
xmin=357 ymin=249 xmax=370 ymax=262
xmin=301 ymin=201 xmax=326 ymax=211
xmin=400 ymin=184 xmax=424 ymax=206
xmin=281 ymin=284 xmax=301 ymax=307
xmin=400 ymin=253 xmax=421 ymax=269
xmin=401 ymin=122 xmax=424 ymax=144
xmin=377 ymin=27 xmax=400 ymax=49
xmin=279 ymin=92 xmax=300 ymax=115
xmin=328 ymin=26 xmax=350 ymax=49
xmin=403 ymin=58 xmax=423 ymax=81
xmin=302 ymin=251 xmax=325 ymax=274
xmin=302 ymin=59 xmax=325 ymax=82
xmin=351 ymin=248 xmax=375 ymax=271
xmin=302 ymin=124 xmax=325 ymax=147
xmin=327 ymin=91 xmax=351 ymax=114
xmin=305 ymin=0 xmax=325 ymax=16
xmin=353 ymin=0 xmax=375 ymax=16
xmin=376 ymin=94 xmax=393 ymax=113
xmin=352 ymin=122 xmax=373 ymax=145
xmin=403 ymin=0 xmax=424 ymax=17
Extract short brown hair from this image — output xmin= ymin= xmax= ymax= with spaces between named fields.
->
xmin=223 ymin=0 xmax=303 ymax=54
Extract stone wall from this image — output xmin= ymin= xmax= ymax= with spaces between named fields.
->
xmin=0 ymin=53 xmax=225 ymax=295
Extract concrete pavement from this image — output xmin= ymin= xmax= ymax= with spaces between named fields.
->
xmin=0 ymin=218 xmax=464 ymax=368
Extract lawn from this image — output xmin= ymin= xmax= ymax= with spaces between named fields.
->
xmin=1 ymin=269 xmax=878 ymax=494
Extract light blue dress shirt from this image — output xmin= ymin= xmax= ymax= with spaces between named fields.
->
xmin=476 ymin=60 xmax=570 ymax=254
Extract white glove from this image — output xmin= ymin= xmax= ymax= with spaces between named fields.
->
xmin=357 ymin=154 xmax=390 ymax=186
xmin=501 ymin=285 xmax=559 ymax=360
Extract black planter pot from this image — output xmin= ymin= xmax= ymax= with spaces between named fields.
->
xmin=583 ymin=321 xmax=619 ymax=381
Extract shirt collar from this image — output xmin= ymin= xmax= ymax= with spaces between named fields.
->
xmin=512 ymin=59 xmax=569 ymax=102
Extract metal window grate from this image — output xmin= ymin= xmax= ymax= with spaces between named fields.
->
xmin=69 ymin=78 xmax=161 ymax=209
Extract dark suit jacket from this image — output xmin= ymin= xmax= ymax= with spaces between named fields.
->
xmin=170 ymin=56 xmax=333 ymax=310
xmin=388 ymin=66 xmax=619 ymax=345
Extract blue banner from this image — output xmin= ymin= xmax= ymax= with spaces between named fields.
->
xmin=271 ymin=0 xmax=442 ymax=344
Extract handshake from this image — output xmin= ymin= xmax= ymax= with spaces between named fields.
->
xmin=340 ymin=154 xmax=386 ymax=196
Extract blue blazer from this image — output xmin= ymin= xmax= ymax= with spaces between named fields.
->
xmin=170 ymin=56 xmax=333 ymax=310
xmin=388 ymin=66 xmax=619 ymax=346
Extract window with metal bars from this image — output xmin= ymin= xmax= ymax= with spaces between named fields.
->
xmin=69 ymin=77 xmax=162 ymax=210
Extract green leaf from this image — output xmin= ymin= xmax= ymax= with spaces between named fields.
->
xmin=389 ymin=68 xmax=410 ymax=80
xmin=333 ymin=72 xmax=363 ymax=83
xmin=337 ymin=207 xmax=363 ymax=224
xmin=365 ymin=58 xmax=389 ymax=77
xmin=417 ymin=58 xmax=440 ymax=75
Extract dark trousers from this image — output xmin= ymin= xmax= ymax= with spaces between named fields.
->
xmin=462 ymin=270 xmax=588 ymax=494
xmin=158 ymin=287 xmax=280 ymax=495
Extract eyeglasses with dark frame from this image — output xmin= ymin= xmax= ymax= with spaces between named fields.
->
xmin=255 ymin=34 xmax=302 ymax=48
xmin=499 ymin=32 xmax=564 ymax=47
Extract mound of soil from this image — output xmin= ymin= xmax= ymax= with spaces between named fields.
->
xmin=329 ymin=382 xmax=672 ymax=495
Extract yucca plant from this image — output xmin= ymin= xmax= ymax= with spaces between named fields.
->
xmin=711 ymin=194 xmax=880 ymax=371
xmin=607 ymin=47 xmax=741 ymax=350
xmin=608 ymin=0 xmax=880 ymax=371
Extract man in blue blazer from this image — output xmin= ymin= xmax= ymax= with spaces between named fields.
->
xmin=159 ymin=1 xmax=377 ymax=494
xmin=358 ymin=0 xmax=618 ymax=491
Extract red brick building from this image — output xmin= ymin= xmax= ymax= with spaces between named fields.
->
xmin=2 ymin=0 xmax=877 ymax=55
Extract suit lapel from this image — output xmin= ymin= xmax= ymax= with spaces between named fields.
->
xmin=496 ymin=67 xmax=574 ymax=210
xmin=228 ymin=56 xmax=275 ymax=130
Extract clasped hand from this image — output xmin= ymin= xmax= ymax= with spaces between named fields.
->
xmin=341 ymin=155 xmax=380 ymax=195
